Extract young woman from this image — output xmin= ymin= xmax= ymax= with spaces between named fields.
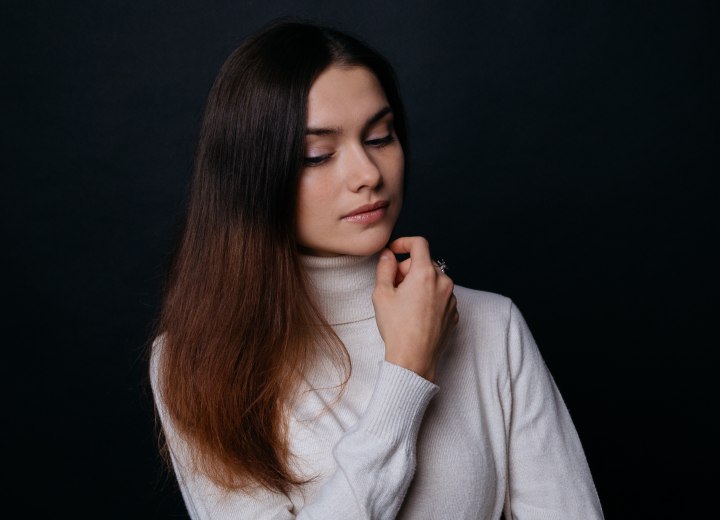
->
xmin=149 ymin=18 xmax=605 ymax=519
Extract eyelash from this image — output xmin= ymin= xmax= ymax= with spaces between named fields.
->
xmin=303 ymin=134 xmax=396 ymax=167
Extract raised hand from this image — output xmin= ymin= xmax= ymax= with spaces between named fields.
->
xmin=372 ymin=237 xmax=459 ymax=383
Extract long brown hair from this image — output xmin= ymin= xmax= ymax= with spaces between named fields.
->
xmin=148 ymin=18 xmax=408 ymax=495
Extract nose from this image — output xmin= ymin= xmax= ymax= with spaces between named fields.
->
xmin=344 ymin=144 xmax=382 ymax=192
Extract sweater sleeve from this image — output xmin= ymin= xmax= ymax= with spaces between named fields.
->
xmin=150 ymin=340 xmax=438 ymax=520
xmin=503 ymin=302 xmax=605 ymax=520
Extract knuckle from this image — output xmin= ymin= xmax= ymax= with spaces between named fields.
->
xmin=420 ymin=266 xmax=436 ymax=282
xmin=439 ymin=278 xmax=454 ymax=295
xmin=410 ymin=236 xmax=429 ymax=251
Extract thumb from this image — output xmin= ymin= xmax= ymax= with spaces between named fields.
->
xmin=375 ymin=249 xmax=398 ymax=288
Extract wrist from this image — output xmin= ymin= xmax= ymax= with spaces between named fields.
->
xmin=384 ymin=354 xmax=436 ymax=383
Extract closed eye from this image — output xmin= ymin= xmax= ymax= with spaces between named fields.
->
xmin=303 ymin=134 xmax=395 ymax=167
xmin=365 ymin=134 xmax=395 ymax=147
xmin=303 ymin=154 xmax=332 ymax=166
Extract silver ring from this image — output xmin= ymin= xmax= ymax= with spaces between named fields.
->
xmin=434 ymin=258 xmax=448 ymax=273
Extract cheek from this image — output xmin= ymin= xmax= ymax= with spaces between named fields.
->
xmin=389 ymin=153 xmax=405 ymax=192
xmin=297 ymin=174 xmax=321 ymax=209
xmin=296 ymin=175 xmax=334 ymax=225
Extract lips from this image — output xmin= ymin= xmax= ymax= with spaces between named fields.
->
xmin=342 ymin=200 xmax=389 ymax=218
xmin=341 ymin=200 xmax=390 ymax=225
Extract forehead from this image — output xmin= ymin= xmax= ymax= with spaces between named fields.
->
xmin=306 ymin=65 xmax=389 ymax=126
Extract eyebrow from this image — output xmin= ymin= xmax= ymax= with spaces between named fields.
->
xmin=305 ymin=106 xmax=393 ymax=136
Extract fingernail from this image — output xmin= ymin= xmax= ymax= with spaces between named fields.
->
xmin=380 ymin=250 xmax=391 ymax=260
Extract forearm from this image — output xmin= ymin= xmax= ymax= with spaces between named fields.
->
xmin=300 ymin=361 xmax=438 ymax=519
xmin=160 ymin=361 xmax=438 ymax=520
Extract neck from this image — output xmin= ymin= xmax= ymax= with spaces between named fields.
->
xmin=300 ymin=252 xmax=379 ymax=325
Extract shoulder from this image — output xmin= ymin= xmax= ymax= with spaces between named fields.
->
xmin=452 ymin=285 xmax=538 ymax=355
xmin=449 ymin=286 xmax=545 ymax=379
xmin=454 ymin=285 xmax=514 ymax=329
xmin=148 ymin=332 xmax=168 ymax=392
xmin=149 ymin=333 xmax=167 ymax=364
xmin=438 ymin=286 xmax=519 ymax=386
xmin=453 ymin=285 xmax=536 ymax=345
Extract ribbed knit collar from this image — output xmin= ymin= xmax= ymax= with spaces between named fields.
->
xmin=300 ymin=252 xmax=379 ymax=325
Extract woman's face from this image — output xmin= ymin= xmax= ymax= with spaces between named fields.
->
xmin=295 ymin=65 xmax=404 ymax=257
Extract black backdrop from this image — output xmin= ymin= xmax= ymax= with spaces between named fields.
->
xmin=5 ymin=1 xmax=717 ymax=518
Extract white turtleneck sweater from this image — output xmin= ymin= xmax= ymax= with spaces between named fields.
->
xmin=150 ymin=253 xmax=604 ymax=519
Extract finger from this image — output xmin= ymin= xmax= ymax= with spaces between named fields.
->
xmin=397 ymin=257 xmax=412 ymax=278
xmin=432 ymin=258 xmax=450 ymax=277
xmin=446 ymin=294 xmax=457 ymax=313
xmin=388 ymin=236 xmax=433 ymax=267
xmin=394 ymin=257 xmax=411 ymax=286
xmin=447 ymin=295 xmax=459 ymax=321
xmin=375 ymin=248 xmax=398 ymax=289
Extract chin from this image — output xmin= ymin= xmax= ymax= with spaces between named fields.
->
xmin=302 ymin=230 xmax=393 ymax=257
xmin=343 ymin=228 xmax=395 ymax=256
xmin=325 ymin=239 xmax=387 ymax=257
xmin=343 ymin=243 xmax=387 ymax=257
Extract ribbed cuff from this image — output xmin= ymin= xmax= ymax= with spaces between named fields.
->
xmin=359 ymin=361 xmax=439 ymax=444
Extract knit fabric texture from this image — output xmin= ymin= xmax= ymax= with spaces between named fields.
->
xmin=151 ymin=252 xmax=605 ymax=519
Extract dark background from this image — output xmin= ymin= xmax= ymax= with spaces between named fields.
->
xmin=5 ymin=0 xmax=717 ymax=518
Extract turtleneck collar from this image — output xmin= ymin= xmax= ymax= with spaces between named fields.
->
xmin=300 ymin=252 xmax=379 ymax=325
